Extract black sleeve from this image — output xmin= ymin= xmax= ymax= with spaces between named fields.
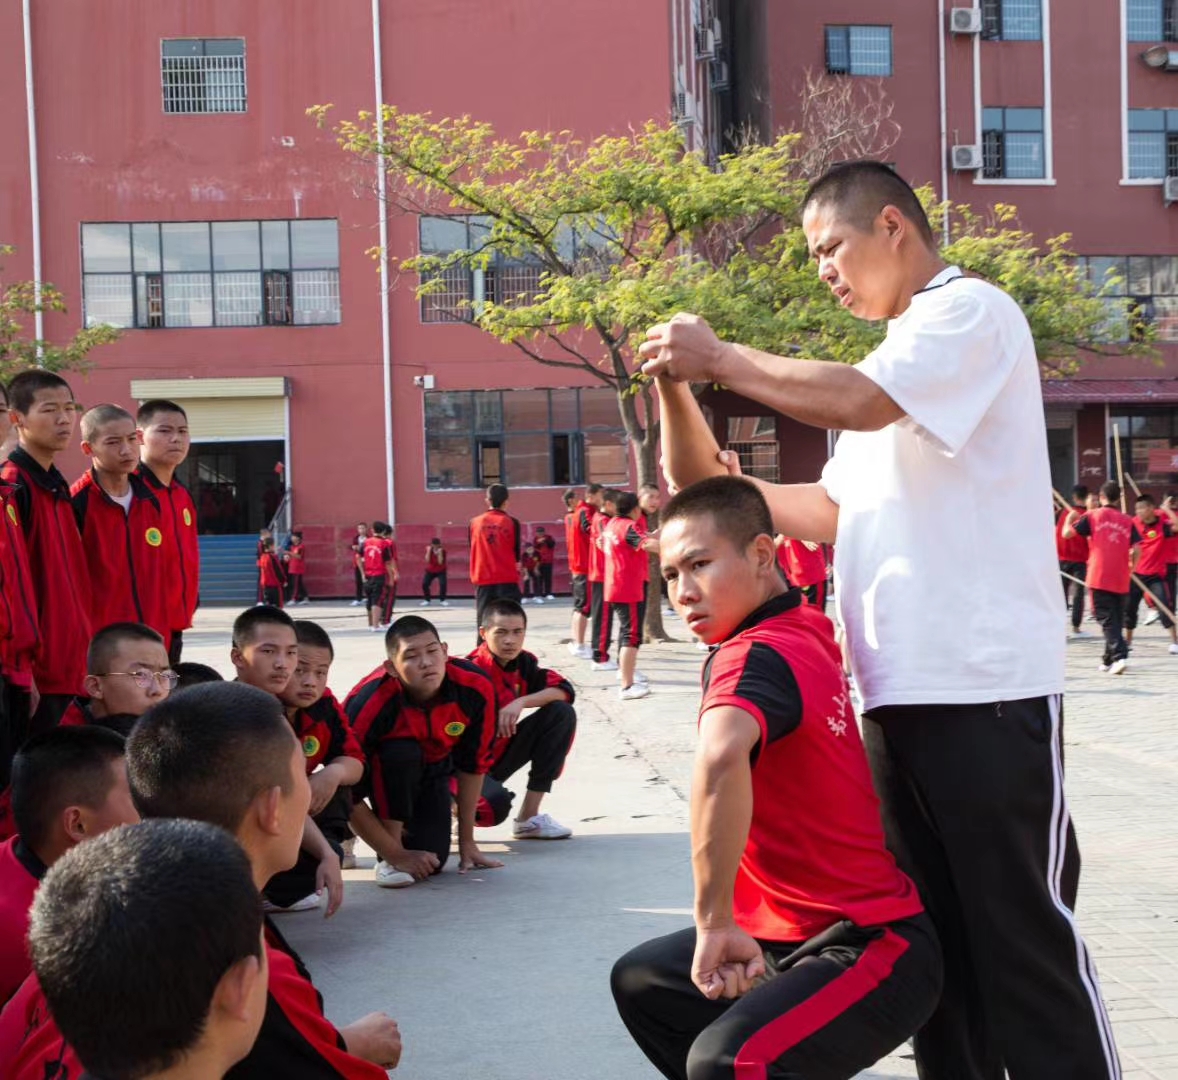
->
xmin=511 ymin=517 xmax=522 ymax=561
xmin=71 ymin=487 xmax=88 ymax=533
xmin=625 ymin=525 xmax=643 ymax=549
xmin=1131 ymin=524 xmax=1142 ymax=544
xmin=579 ymin=509 xmax=591 ymax=534
xmin=12 ymin=483 xmax=32 ymax=538
xmin=702 ymin=642 xmax=803 ymax=763
xmin=1073 ymin=516 xmax=1092 ymax=538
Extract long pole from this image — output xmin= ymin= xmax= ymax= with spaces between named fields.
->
xmin=1113 ymin=424 xmax=1127 ymax=511
xmin=22 ymin=0 xmax=44 ymax=358
xmin=372 ymin=0 xmax=395 ymax=525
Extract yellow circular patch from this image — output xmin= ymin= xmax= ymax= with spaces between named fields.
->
xmin=182 ymin=508 xmax=192 ymax=527
xmin=302 ymin=735 xmax=321 ymax=758
xmin=5 ymin=504 xmax=16 ymax=527
xmin=145 ymin=527 xmax=163 ymax=547
xmin=444 ymin=721 xmax=466 ymax=738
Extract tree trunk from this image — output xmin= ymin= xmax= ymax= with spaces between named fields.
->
xmin=637 ymin=386 xmax=672 ymax=642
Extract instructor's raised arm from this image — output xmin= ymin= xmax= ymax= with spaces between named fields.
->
xmin=654 ymin=376 xmax=726 ymax=492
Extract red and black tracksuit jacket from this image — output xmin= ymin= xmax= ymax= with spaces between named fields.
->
xmin=345 ymin=659 xmax=497 ymax=818
xmin=0 ymin=448 xmax=92 ymax=696
xmin=137 ymin=464 xmax=200 ymax=634
xmin=71 ymin=468 xmax=171 ymax=644
xmin=0 ymin=480 xmax=39 ymax=690
xmin=290 ymin=689 xmax=363 ymax=775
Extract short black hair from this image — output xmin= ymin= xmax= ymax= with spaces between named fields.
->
xmin=662 ymin=476 xmax=775 ymax=553
xmin=290 ymin=530 xmax=302 ymax=540
xmin=586 ymin=483 xmax=603 ymax=496
xmin=80 ymin=403 xmax=136 ymax=445
xmin=30 ymin=819 xmax=262 ymax=1080
xmin=602 ymin=488 xmax=621 ymax=504
xmin=487 ymin=483 xmax=509 ymax=509
xmin=173 ymin=662 xmax=224 ymax=690
xmin=294 ymin=619 xmax=334 ymax=658
xmin=563 ymin=488 xmax=577 ymax=503
xmin=87 ymin=622 xmax=166 ymax=675
xmin=1136 ymin=492 xmax=1156 ymax=506
xmin=1071 ymin=484 xmax=1089 ymax=502
xmin=616 ymin=491 xmax=639 ymax=516
xmin=1100 ymin=481 xmax=1121 ymax=503
xmin=802 ymin=160 xmax=935 ymax=247
xmin=127 ymin=682 xmax=296 ymax=834
xmin=232 ymin=604 xmax=295 ymax=650
xmin=481 ymin=597 xmax=527 ymax=627
xmin=430 ymin=536 xmax=441 ymax=544
xmin=11 ymin=727 xmax=127 ymax=852
xmin=8 ymin=370 xmax=74 ymax=415
xmin=385 ymin=615 xmax=440 ymax=655
xmin=136 ymin=399 xmax=188 ymax=426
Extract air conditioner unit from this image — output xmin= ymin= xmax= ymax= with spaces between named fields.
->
xmin=710 ymin=59 xmax=730 ymax=91
xmin=712 ymin=16 xmax=724 ymax=50
xmin=695 ymin=25 xmax=716 ymax=59
xmin=950 ymin=7 xmax=983 ymax=33
xmin=951 ymin=144 xmax=983 ymax=170
xmin=1164 ymin=175 xmax=1178 ymax=206
xmin=674 ymin=90 xmax=697 ymax=126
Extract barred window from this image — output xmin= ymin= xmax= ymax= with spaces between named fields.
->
xmin=162 ymin=39 xmax=246 ymax=114
xmin=982 ymin=108 xmax=1045 ymax=179
xmin=1078 ymin=255 xmax=1178 ymax=343
xmin=824 ymin=26 xmax=893 ymax=76
xmin=81 ymin=220 xmax=341 ymax=329
xmin=1127 ymin=0 xmax=1178 ymax=41
xmin=981 ymin=0 xmax=1042 ymax=40
xmin=1127 ymin=110 xmax=1178 ymax=179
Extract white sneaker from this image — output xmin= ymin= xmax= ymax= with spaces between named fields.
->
xmin=533 ymin=597 xmax=545 ymax=606
xmin=616 ymin=670 xmax=649 ymax=684
xmin=513 ymin=813 xmax=572 ymax=840
xmin=1144 ymin=610 xmax=1162 ymax=626
xmin=576 ymin=644 xmax=593 ymax=659
xmin=1068 ymin=629 xmax=1091 ymax=640
xmin=620 ymin=683 xmax=651 ymax=700
xmin=374 ymin=861 xmax=416 ymax=888
xmin=1098 ymin=663 xmax=1111 ymax=672
xmin=568 ymin=642 xmax=585 ymax=657
xmin=1169 ymin=643 xmax=1178 ymax=655
xmin=546 ymin=594 xmax=556 ymax=600
xmin=350 ymin=599 xmax=364 ymax=607
xmin=521 ymin=597 xmax=531 ymax=605
xmin=440 ymin=600 xmax=449 ymax=607
xmin=263 ymin=892 xmax=320 ymax=913
xmin=368 ymin=625 xmax=382 ymax=633
xmin=1109 ymin=658 xmax=1129 ymax=675
xmin=419 ymin=599 xmax=431 ymax=606
xmin=592 ymin=659 xmax=619 ymax=672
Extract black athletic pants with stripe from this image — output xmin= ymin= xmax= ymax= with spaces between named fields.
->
xmin=589 ymin=580 xmax=609 ymax=662
xmin=863 ymin=696 xmax=1120 ymax=1080
xmin=612 ymin=913 xmax=940 ymax=1080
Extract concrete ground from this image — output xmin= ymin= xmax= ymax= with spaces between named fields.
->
xmin=183 ymin=595 xmax=1178 ymax=1079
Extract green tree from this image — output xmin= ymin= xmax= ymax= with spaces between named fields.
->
xmin=1 ymin=246 xmax=119 ymax=380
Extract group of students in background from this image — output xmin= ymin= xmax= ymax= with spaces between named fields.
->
xmin=1056 ymin=481 xmax=1178 ymax=673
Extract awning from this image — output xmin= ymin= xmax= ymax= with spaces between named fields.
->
xmin=1040 ymin=378 xmax=1178 ymax=404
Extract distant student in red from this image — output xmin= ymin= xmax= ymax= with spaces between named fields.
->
xmin=604 ymin=491 xmax=655 ymax=700
xmin=1125 ymin=493 xmax=1177 ymax=655
xmin=521 ymin=542 xmax=543 ymax=604
xmin=421 ymin=536 xmax=449 ymax=607
xmin=360 ymin=521 xmax=396 ymax=631
xmin=468 ymin=483 xmax=522 ymax=633
xmin=1 ymin=371 xmax=93 ymax=730
xmin=285 ymin=529 xmax=310 ymax=605
xmin=137 ymin=399 xmax=199 ymax=665
xmin=1056 ymin=484 xmax=1091 ymax=636
xmin=256 ymin=527 xmax=273 ymax=604
xmin=1064 ymin=481 xmax=1140 ymax=674
xmin=589 ymin=488 xmax=617 ymax=669
xmin=612 ymin=477 xmax=940 ymax=1080
xmin=378 ymin=523 xmax=399 ymax=625
xmin=71 ymin=404 xmax=171 ymax=648
xmin=257 ymin=537 xmax=287 ymax=608
xmin=534 ymin=525 xmax=556 ymax=599
xmin=1167 ymin=491 xmax=1178 ymax=622
xmin=564 ymin=483 xmax=600 ymax=660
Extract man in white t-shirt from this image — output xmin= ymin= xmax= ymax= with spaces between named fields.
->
xmin=642 ymin=162 xmax=1118 ymax=1080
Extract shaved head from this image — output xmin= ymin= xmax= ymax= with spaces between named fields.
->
xmin=802 ymin=161 xmax=935 ymax=248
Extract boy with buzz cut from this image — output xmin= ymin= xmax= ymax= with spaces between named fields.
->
xmin=603 ymin=491 xmax=658 ymax=699
xmin=468 ymin=597 xmax=576 ymax=840
xmin=273 ymin=620 xmax=364 ymax=903
xmin=612 ymin=477 xmax=940 ymax=1080
xmin=72 ymin=404 xmax=172 ymax=646
xmin=1125 ymin=492 xmax=1178 ymax=653
xmin=0 ymin=726 xmax=137 ymax=1008
xmin=28 ymin=819 xmax=268 ymax=1080
xmin=257 ymin=536 xmax=287 ymax=609
xmin=469 ymin=483 xmax=523 ymax=635
xmin=345 ymin=615 xmax=504 ymax=888
xmin=589 ymin=487 xmax=618 ymax=670
xmin=231 ymin=606 xmax=343 ymax=916
xmin=1 ymin=370 xmax=93 ymax=730
xmin=137 ymin=399 xmax=199 ymax=665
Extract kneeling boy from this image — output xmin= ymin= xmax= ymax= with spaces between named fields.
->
xmin=346 ymin=616 xmax=503 ymax=888
xmin=468 ymin=598 xmax=576 ymax=839
xmin=611 ymin=477 xmax=941 ymax=1080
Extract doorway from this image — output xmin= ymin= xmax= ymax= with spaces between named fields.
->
xmin=178 ymin=441 xmax=286 ymax=535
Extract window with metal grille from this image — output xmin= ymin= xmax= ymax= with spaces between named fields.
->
xmin=1127 ymin=0 xmax=1178 ymax=41
xmin=981 ymin=108 xmax=1044 ymax=178
xmin=1128 ymin=110 xmax=1178 ymax=177
xmin=424 ymin=388 xmax=629 ymax=490
xmin=161 ymin=39 xmax=246 ymax=114
xmin=80 ymin=220 xmax=340 ymax=329
xmin=824 ymin=26 xmax=893 ymax=76
xmin=981 ymin=0 xmax=1042 ymax=40
xmin=1078 ymin=255 xmax=1178 ymax=343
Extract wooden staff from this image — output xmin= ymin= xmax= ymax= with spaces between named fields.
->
xmin=1113 ymin=425 xmax=1127 ymax=511
xmin=1124 ymin=472 xmax=1144 ymax=498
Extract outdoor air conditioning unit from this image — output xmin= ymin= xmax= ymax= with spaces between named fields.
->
xmin=674 ymin=90 xmax=697 ymax=126
xmin=1164 ymin=175 xmax=1178 ymax=206
xmin=695 ymin=25 xmax=716 ymax=59
xmin=712 ymin=16 xmax=724 ymax=50
xmin=951 ymin=144 xmax=983 ymax=170
xmin=950 ymin=7 xmax=983 ymax=33
xmin=710 ymin=59 xmax=731 ymax=91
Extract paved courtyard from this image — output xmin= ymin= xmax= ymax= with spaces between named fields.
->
xmin=183 ymin=596 xmax=1178 ymax=1079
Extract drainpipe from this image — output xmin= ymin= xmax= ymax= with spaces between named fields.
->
xmin=373 ymin=0 xmax=396 ymax=523
xmin=22 ymin=0 xmax=44 ymax=357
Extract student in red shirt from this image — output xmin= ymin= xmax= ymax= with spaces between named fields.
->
xmin=137 ymin=399 xmax=200 ymax=665
xmin=467 ymin=597 xmax=576 ymax=840
xmin=1167 ymin=490 xmax=1178 ymax=619
xmin=1125 ymin=493 xmax=1178 ymax=655
xmin=257 ymin=537 xmax=287 ymax=608
xmin=520 ymin=542 xmax=543 ymax=604
xmin=589 ymin=488 xmax=618 ymax=669
xmin=420 ymin=536 xmax=449 ymax=607
xmin=0 ymin=726 xmax=136 ymax=1007
xmin=564 ymin=484 xmax=600 ymax=660
xmin=273 ymin=620 xmax=364 ymax=909
xmin=285 ymin=530 xmax=310 ymax=605
xmin=349 ymin=522 xmax=369 ymax=606
xmin=1 ymin=371 xmax=93 ymax=730
xmin=27 ymin=819 xmax=268 ymax=1080
xmin=345 ymin=616 xmax=503 ymax=888
xmin=72 ymin=404 xmax=171 ymax=647
xmin=1056 ymin=484 xmax=1091 ymax=637
xmin=534 ymin=524 xmax=556 ymax=599
xmin=604 ymin=492 xmax=657 ymax=699
xmin=468 ymin=483 xmax=522 ymax=634
xmin=359 ymin=522 xmax=396 ymax=631
xmin=1064 ymin=481 xmax=1141 ymax=674
xmin=378 ymin=523 xmax=400 ymax=626
xmin=612 ymin=477 xmax=939 ymax=1079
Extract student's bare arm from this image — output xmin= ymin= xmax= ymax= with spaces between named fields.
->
xmin=301 ymin=816 xmax=344 ymax=917
xmin=498 ymin=686 xmax=569 ymax=738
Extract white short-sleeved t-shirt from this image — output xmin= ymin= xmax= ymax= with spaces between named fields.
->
xmin=819 ymin=267 xmax=1065 ymax=712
